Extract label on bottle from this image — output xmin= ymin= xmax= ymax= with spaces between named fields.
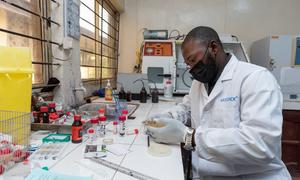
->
xmin=72 ymin=126 xmax=82 ymax=141
xmin=105 ymin=89 xmax=112 ymax=101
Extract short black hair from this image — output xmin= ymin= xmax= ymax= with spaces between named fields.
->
xmin=182 ymin=26 xmax=222 ymax=48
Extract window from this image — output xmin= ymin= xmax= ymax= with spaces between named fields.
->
xmin=0 ymin=0 xmax=59 ymax=86
xmin=80 ymin=0 xmax=120 ymax=87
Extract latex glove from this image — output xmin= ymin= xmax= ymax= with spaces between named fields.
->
xmin=145 ymin=118 xmax=187 ymax=144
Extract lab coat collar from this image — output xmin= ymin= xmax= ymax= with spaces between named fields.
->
xmin=204 ymin=54 xmax=239 ymax=105
xmin=220 ymin=54 xmax=239 ymax=82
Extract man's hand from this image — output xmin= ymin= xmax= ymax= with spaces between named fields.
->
xmin=145 ymin=118 xmax=187 ymax=144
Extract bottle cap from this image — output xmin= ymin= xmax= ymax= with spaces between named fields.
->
xmin=48 ymin=103 xmax=56 ymax=108
xmin=40 ymin=106 xmax=48 ymax=112
xmin=88 ymin=128 xmax=95 ymax=134
xmin=32 ymin=111 xmax=38 ymax=116
xmin=119 ymin=115 xmax=126 ymax=121
xmin=74 ymin=114 xmax=81 ymax=121
xmin=113 ymin=121 xmax=118 ymax=125
xmin=122 ymin=109 xmax=128 ymax=115
xmin=134 ymin=129 xmax=139 ymax=134
xmin=99 ymin=116 xmax=107 ymax=121
xmin=98 ymin=108 xmax=105 ymax=113
xmin=90 ymin=118 xmax=99 ymax=124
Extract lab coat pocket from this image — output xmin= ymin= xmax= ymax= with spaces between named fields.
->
xmin=212 ymin=107 xmax=239 ymax=128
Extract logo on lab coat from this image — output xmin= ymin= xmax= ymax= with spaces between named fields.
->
xmin=220 ymin=96 xmax=239 ymax=102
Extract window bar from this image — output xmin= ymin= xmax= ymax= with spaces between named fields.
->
xmin=115 ymin=13 xmax=120 ymax=81
xmin=80 ymin=1 xmax=119 ymax=37
xmin=0 ymin=0 xmax=60 ymax=27
xmin=0 ymin=28 xmax=60 ymax=46
xmin=95 ymin=0 xmax=119 ymax=23
xmin=100 ymin=0 xmax=104 ymax=87
xmin=80 ymin=17 xmax=118 ymax=42
xmin=80 ymin=49 xmax=117 ymax=60
xmin=32 ymin=61 xmax=60 ymax=66
xmin=81 ymin=34 xmax=118 ymax=51
xmin=50 ymin=0 xmax=60 ymax=6
xmin=94 ymin=0 xmax=98 ymax=82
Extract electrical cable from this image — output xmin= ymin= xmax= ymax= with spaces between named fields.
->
xmin=182 ymin=68 xmax=192 ymax=88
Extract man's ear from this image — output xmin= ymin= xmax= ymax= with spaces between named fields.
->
xmin=210 ymin=41 xmax=219 ymax=55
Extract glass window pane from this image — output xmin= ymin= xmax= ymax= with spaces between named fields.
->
xmin=81 ymin=67 xmax=96 ymax=79
xmin=80 ymin=0 xmax=95 ymax=33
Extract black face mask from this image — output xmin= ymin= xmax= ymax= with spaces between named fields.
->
xmin=189 ymin=46 xmax=218 ymax=83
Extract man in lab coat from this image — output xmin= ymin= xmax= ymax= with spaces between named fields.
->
xmin=145 ymin=26 xmax=291 ymax=180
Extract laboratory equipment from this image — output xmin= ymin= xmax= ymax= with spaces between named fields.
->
xmin=126 ymin=129 xmax=139 ymax=135
xmin=98 ymin=108 xmax=105 ymax=117
xmin=141 ymin=40 xmax=177 ymax=91
xmin=121 ymin=109 xmax=128 ymax=121
xmin=162 ymin=74 xmax=173 ymax=98
xmin=119 ymin=116 xmax=126 ymax=136
xmin=40 ymin=106 xmax=49 ymax=124
xmin=98 ymin=116 xmax=107 ymax=137
xmin=0 ymin=110 xmax=30 ymax=175
xmin=72 ymin=115 xmax=83 ymax=143
xmin=42 ymin=134 xmax=70 ymax=143
xmin=251 ymin=35 xmax=300 ymax=110
xmin=29 ymin=143 xmax=68 ymax=161
xmin=90 ymin=157 xmax=159 ymax=180
xmin=113 ymin=121 xmax=118 ymax=135
xmin=143 ymin=29 xmax=168 ymax=40
xmin=133 ymin=79 xmax=148 ymax=103
xmin=87 ymin=128 xmax=96 ymax=144
xmin=32 ymin=111 xmax=39 ymax=123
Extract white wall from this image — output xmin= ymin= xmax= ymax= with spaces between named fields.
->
xmin=118 ymin=0 xmax=300 ymax=73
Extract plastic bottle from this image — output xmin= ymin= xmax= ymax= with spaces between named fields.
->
xmin=140 ymin=87 xmax=147 ymax=103
xmin=40 ymin=106 xmax=49 ymax=123
xmin=98 ymin=108 xmax=105 ymax=117
xmin=113 ymin=121 xmax=118 ymax=135
xmin=119 ymin=116 xmax=126 ymax=136
xmin=99 ymin=116 xmax=107 ymax=137
xmin=90 ymin=118 xmax=99 ymax=134
xmin=87 ymin=128 xmax=96 ymax=144
xmin=119 ymin=87 xmax=126 ymax=100
xmin=48 ymin=103 xmax=56 ymax=113
xmin=32 ymin=111 xmax=39 ymax=123
xmin=72 ymin=115 xmax=83 ymax=143
xmin=126 ymin=91 xmax=132 ymax=102
xmin=164 ymin=75 xmax=173 ymax=99
xmin=105 ymin=80 xmax=113 ymax=101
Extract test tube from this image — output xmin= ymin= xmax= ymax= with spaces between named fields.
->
xmin=119 ymin=116 xmax=126 ymax=136
xmin=121 ymin=109 xmax=128 ymax=121
xmin=126 ymin=129 xmax=139 ymax=135
xmin=113 ymin=121 xmax=118 ymax=135
xmin=99 ymin=116 xmax=107 ymax=137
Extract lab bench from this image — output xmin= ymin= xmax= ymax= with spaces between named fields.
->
xmin=3 ymin=99 xmax=184 ymax=180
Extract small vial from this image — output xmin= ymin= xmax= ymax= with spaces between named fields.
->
xmin=126 ymin=129 xmax=139 ymax=135
xmin=113 ymin=121 xmax=118 ymax=135
xmin=98 ymin=108 xmax=105 ymax=117
xmin=87 ymin=128 xmax=96 ymax=144
xmin=121 ymin=109 xmax=128 ymax=121
xmin=119 ymin=116 xmax=126 ymax=136
xmin=99 ymin=116 xmax=107 ymax=137
xmin=90 ymin=117 xmax=99 ymax=136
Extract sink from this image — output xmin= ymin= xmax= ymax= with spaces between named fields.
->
xmin=77 ymin=102 xmax=139 ymax=120
xmin=31 ymin=102 xmax=139 ymax=134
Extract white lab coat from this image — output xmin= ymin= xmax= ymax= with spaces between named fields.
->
xmin=165 ymin=55 xmax=291 ymax=180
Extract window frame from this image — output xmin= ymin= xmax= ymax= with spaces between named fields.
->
xmin=79 ymin=0 xmax=120 ymax=87
xmin=0 ymin=0 xmax=60 ymax=88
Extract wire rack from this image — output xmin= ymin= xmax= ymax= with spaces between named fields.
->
xmin=0 ymin=110 xmax=31 ymax=174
